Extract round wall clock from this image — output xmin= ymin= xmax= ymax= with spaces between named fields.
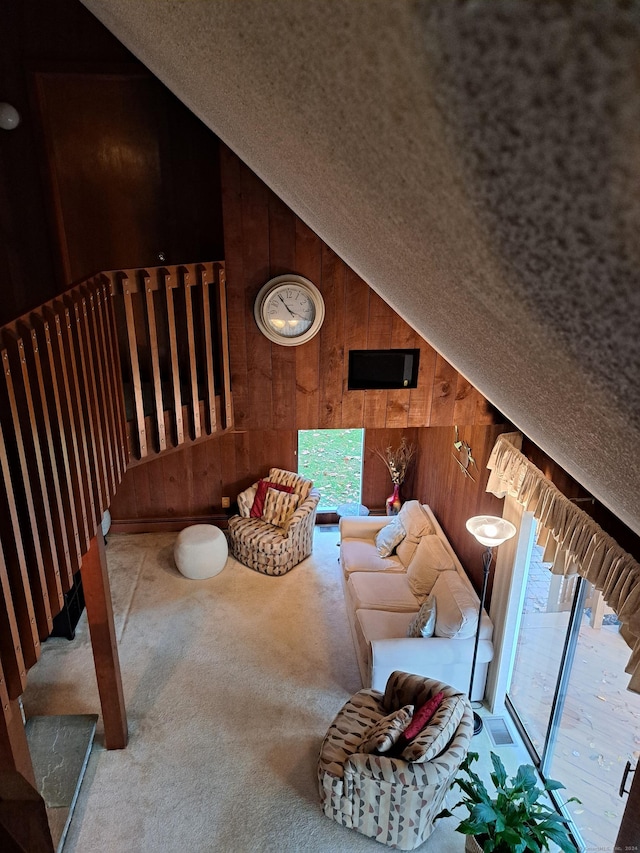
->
xmin=253 ymin=274 xmax=325 ymax=346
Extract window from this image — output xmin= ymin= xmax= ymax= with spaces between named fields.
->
xmin=297 ymin=429 xmax=364 ymax=512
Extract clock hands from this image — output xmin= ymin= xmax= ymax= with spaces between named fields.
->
xmin=278 ymin=294 xmax=308 ymax=321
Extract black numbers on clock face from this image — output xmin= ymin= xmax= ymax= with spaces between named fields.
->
xmin=265 ymin=286 xmax=315 ymax=337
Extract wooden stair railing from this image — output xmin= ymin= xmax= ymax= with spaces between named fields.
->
xmin=106 ymin=261 xmax=233 ymax=462
xmin=0 ymin=259 xmax=231 ymax=794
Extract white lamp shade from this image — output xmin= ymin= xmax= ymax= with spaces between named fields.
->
xmin=466 ymin=515 xmax=517 ymax=547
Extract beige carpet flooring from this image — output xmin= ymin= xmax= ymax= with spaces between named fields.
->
xmin=22 ymin=526 xmax=466 ymax=853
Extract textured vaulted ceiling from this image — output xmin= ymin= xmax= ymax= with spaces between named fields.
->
xmin=81 ymin=0 xmax=640 ymax=535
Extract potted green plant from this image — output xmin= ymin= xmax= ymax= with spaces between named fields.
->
xmin=436 ymin=750 xmax=579 ymax=853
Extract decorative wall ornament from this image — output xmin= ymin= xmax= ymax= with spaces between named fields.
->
xmin=453 ymin=426 xmax=477 ymax=481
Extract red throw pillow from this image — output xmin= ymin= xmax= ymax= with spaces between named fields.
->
xmin=400 ymin=691 xmax=445 ymax=743
xmin=250 ymin=480 xmax=294 ymax=517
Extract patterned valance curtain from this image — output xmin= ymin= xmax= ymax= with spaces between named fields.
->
xmin=487 ymin=432 xmax=640 ymax=693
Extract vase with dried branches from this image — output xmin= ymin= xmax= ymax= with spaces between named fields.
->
xmin=374 ymin=437 xmax=416 ymax=515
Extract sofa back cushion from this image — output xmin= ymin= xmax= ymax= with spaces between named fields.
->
xmin=268 ymin=467 xmax=313 ymax=502
xmin=433 ymin=571 xmax=479 ymax=640
xmin=406 ymin=534 xmax=456 ymax=598
xmin=395 ymin=502 xmax=434 ymax=565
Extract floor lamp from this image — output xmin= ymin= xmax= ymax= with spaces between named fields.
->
xmin=466 ymin=515 xmax=517 ymax=736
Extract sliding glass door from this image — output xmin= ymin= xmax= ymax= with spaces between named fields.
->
xmin=507 ymin=532 xmax=640 ymax=850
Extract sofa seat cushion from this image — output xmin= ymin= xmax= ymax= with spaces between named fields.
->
xmin=356 ymin=608 xmax=416 ymax=644
xmin=341 ymin=539 xmax=404 ymax=575
xmin=347 ymin=572 xmax=419 ymax=613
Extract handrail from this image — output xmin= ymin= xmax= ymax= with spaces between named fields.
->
xmin=0 ymin=260 xmax=230 ymax=700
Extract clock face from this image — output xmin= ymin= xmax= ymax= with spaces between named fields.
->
xmin=264 ymin=284 xmax=316 ymax=338
xmin=254 ymin=275 xmax=325 ymax=345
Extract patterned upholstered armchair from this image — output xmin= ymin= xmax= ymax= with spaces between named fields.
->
xmin=318 ymin=671 xmax=473 ymax=850
xmin=227 ymin=467 xmax=320 ymax=576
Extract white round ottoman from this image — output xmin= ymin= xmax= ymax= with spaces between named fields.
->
xmin=174 ymin=524 xmax=228 ymax=579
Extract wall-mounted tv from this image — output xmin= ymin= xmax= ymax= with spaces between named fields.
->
xmin=348 ymin=349 xmax=420 ymax=390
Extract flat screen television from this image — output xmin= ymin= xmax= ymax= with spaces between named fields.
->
xmin=348 ymin=349 xmax=420 ymax=390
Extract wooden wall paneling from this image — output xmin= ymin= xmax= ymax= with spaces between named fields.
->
xmin=82 ymin=285 xmax=118 ymax=494
xmin=190 ymin=441 xmax=219 ymax=515
xmin=30 ymin=318 xmax=82 ymax=573
xmin=385 ymin=312 xmax=417 ymax=429
xmin=141 ymin=271 xmax=167 ymax=452
xmin=33 ymin=71 xmax=165 ymax=283
xmin=218 ymin=432 xmax=238 ymax=500
xmin=242 ymin=167 xmax=273 ymax=430
xmin=0 ymin=343 xmax=57 ymax=636
xmin=341 ymin=269 xmax=369 ymax=426
xmin=318 ymin=247 xmax=345 ymax=429
xmin=364 ymin=291 xmax=393 ymax=427
xmin=46 ymin=308 xmax=94 ymax=549
xmin=220 ymin=145 xmax=249 ymax=427
xmin=0 ymin=535 xmax=27 ymax=700
xmin=453 ymin=373 xmax=479 ymax=425
xmin=408 ymin=339 xmax=437 ymax=427
xmin=161 ymin=448 xmax=194 ymax=518
xmin=268 ymin=195 xmax=297 ymax=430
xmin=233 ymin=430 xmax=252 ymax=494
xmin=198 ymin=265 xmax=217 ymax=434
xmin=429 ymin=353 xmax=459 ymax=427
xmin=20 ymin=326 xmax=75 ymax=590
xmin=0 ymin=418 xmax=41 ymax=670
xmin=294 ymin=219 xmax=322 ymax=429
xmin=475 ymin=390 xmax=499 ymax=425
xmin=180 ymin=267 xmax=202 ymax=441
xmin=66 ymin=295 xmax=108 ymax=518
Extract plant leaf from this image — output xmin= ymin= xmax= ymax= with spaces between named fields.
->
xmin=490 ymin=751 xmax=507 ymax=788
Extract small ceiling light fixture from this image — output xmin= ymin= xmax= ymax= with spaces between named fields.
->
xmin=0 ymin=103 xmax=21 ymax=131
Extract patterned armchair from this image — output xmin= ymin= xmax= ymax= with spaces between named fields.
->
xmin=317 ymin=671 xmax=473 ymax=850
xmin=227 ymin=467 xmax=320 ymax=576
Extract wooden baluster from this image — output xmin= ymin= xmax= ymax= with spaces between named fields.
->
xmin=0 ymin=684 xmax=37 ymax=789
xmin=102 ymin=274 xmax=129 ymax=473
xmin=0 ymin=530 xmax=27 ymax=699
xmin=0 ymin=344 xmax=54 ymax=639
xmin=44 ymin=307 xmax=93 ymax=552
xmin=0 ymin=416 xmax=41 ymax=671
xmin=30 ymin=317 xmax=82 ymax=573
xmin=143 ymin=271 xmax=166 ymax=453
xmin=81 ymin=534 xmax=127 ymax=750
xmin=20 ymin=325 xmax=74 ymax=592
xmin=163 ymin=270 xmax=184 ymax=447
xmin=121 ymin=274 xmax=147 ymax=459
xmin=91 ymin=282 xmax=122 ymax=486
xmin=217 ymin=264 xmax=233 ymax=429
xmin=182 ymin=266 xmax=201 ymax=440
xmin=81 ymin=283 xmax=116 ymax=497
xmin=66 ymin=293 xmax=108 ymax=520
xmin=58 ymin=301 xmax=102 ymax=528
xmin=199 ymin=264 xmax=217 ymax=434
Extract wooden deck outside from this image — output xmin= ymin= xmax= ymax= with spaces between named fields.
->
xmin=509 ymin=551 xmax=640 ymax=851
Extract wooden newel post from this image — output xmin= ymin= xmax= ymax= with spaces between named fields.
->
xmin=81 ymin=533 xmax=128 ymax=749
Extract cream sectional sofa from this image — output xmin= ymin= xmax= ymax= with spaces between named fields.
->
xmin=340 ymin=501 xmax=493 ymax=700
